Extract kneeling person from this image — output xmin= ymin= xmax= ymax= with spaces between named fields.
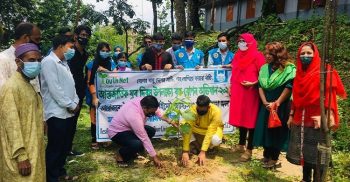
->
xmin=108 ymin=96 xmax=173 ymax=167
xmin=181 ymin=95 xmax=224 ymax=166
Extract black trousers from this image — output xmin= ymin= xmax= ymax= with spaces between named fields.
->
xmin=91 ymin=122 xmax=96 ymax=143
xmin=263 ymin=147 xmax=280 ymax=160
xmin=238 ymin=127 xmax=255 ymax=150
xmin=46 ymin=117 xmax=75 ymax=182
xmin=303 ymin=164 xmax=324 ymax=182
xmin=68 ymin=100 xmax=83 ymax=151
xmin=111 ymin=125 xmax=156 ymax=162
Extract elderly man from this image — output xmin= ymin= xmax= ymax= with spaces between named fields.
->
xmin=0 ymin=43 xmax=45 ymax=182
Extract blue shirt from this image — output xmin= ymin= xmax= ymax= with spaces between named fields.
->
xmin=136 ymin=53 xmax=143 ymax=67
xmin=174 ymin=48 xmax=204 ymax=68
xmin=40 ymin=52 xmax=79 ymax=120
xmin=85 ymin=61 xmax=94 ymax=106
xmin=207 ymin=48 xmax=234 ymax=66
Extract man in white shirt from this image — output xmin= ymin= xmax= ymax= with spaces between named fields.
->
xmin=166 ymin=33 xmax=182 ymax=66
xmin=40 ymin=35 xmax=79 ymax=181
xmin=0 ymin=22 xmax=41 ymax=90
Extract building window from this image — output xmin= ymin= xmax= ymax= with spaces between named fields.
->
xmin=298 ymin=0 xmax=311 ymax=10
xmin=226 ymin=3 xmax=234 ymax=22
xmin=246 ymin=0 xmax=256 ymax=19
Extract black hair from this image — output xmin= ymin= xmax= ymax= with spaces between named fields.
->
xmin=143 ymin=35 xmax=152 ymax=43
xmin=184 ymin=31 xmax=196 ymax=38
xmin=14 ymin=22 xmax=34 ymax=40
xmin=141 ymin=95 xmax=160 ymax=109
xmin=171 ymin=33 xmax=182 ymax=41
xmin=196 ymin=95 xmax=211 ymax=107
xmin=116 ymin=52 xmax=128 ymax=60
xmin=89 ymin=42 xmax=112 ymax=85
xmin=58 ymin=27 xmax=71 ymax=35
xmin=152 ymin=32 xmax=165 ymax=41
xmin=52 ymin=35 xmax=74 ymax=50
xmin=217 ymin=32 xmax=228 ymax=40
xmin=74 ymin=25 xmax=92 ymax=36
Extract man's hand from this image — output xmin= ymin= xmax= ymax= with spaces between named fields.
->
xmin=176 ymin=65 xmax=184 ymax=70
xmin=311 ymin=116 xmax=321 ymax=129
xmin=287 ymin=115 xmax=293 ymax=129
xmin=181 ymin=152 xmax=190 ymax=167
xmin=97 ymin=66 xmax=108 ymax=72
xmin=222 ymin=64 xmax=231 ymax=68
xmin=18 ymin=159 xmax=31 ymax=176
xmin=68 ymin=105 xmax=80 ymax=114
xmin=195 ymin=65 xmax=201 ymax=70
xmin=241 ymin=81 xmax=256 ymax=87
xmin=143 ymin=64 xmax=152 ymax=71
xmin=164 ymin=64 xmax=172 ymax=71
xmin=92 ymin=97 xmax=99 ymax=107
xmin=197 ymin=151 xmax=206 ymax=166
xmin=153 ymin=155 xmax=163 ymax=167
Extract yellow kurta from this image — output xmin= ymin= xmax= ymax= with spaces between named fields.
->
xmin=0 ymin=72 xmax=45 ymax=182
xmin=183 ymin=103 xmax=224 ymax=151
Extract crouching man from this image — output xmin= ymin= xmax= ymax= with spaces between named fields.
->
xmin=181 ymin=95 xmax=224 ymax=166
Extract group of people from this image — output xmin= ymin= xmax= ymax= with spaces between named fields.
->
xmin=0 ymin=21 xmax=346 ymax=182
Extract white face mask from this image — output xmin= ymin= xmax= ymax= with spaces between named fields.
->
xmin=238 ymin=42 xmax=248 ymax=51
xmin=218 ymin=42 xmax=228 ymax=50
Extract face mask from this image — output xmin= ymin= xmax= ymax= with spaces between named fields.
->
xmin=77 ymin=36 xmax=89 ymax=46
xmin=64 ymin=48 xmax=75 ymax=60
xmin=152 ymin=43 xmax=163 ymax=51
xmin=300 ymin=56 xmax=313 ymax=65
xmin=20 ymin=59 xmax=41 ymax=79
xmin=118 ymin=61 xmax=127 ymax=68
xmin=184 ymin=40 xmax=195 ymax=48
xmin=238 ymin=42 xmax=248 ymax=51
xmin=114 ymin=52 xmax=120 ymax=58
xmin=197 ymin=109 xmax=208 ymax=116
xmin=218 ymin=42 xmax=228 ymax=50
xmin=100 ymin=51 xmax=110 ymax=59
xmin=146 ymin=112 xmax=156 ymax=117
xmin=172 ymin=44 xmax=181 ymax=51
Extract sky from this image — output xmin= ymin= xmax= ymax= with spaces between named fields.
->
xmin=82 ymin=0 xmax=167 ymax=33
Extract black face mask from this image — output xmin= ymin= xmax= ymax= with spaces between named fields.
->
xmin=146 ymin=112 xmax=156 ymax=117
xmin=197 ymin=109 xmax=208 ymax=116
xmin=77 ymin=36 xmax=89 ymax=46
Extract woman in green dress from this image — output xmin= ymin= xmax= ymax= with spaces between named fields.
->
xmin=253 ymin=42 xmax=296 ymax=168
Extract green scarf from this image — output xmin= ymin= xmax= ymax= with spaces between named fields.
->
xmin=258 ymin=63 xmax=296 ymax=90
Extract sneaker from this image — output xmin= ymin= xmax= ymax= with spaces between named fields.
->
xmin=68 ymin=150 xmax=85 ymax=157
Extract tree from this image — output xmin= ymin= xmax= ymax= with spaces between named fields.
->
xmin=148 ymin=0 xmax=163 ymax=33
xmin=106 ymin=0 xmax=150 ymax=54
xmin=174 ymin=0 xmax=186 ymax=36
xmin=170 ymin=0 xmax=175 ymax=33
xmin=187 ymin=0 xmax=204 ymax=31
xmin=261 ymin=0 xmax=277 ymax=17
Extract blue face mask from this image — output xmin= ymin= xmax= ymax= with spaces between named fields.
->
xmin=152 ymin=43 xmax=163 ymax=51
xmin=184 ymin=40 xmax=195 ymax=48
xmin=20 ymin=59 xmax=41 ymax=79
xmin=64 ymin=48 xmax=75 ymax=60
xmin=114 ymin=52 xmax=120 ymax=58
xmin=172 ymin=44 xmax=181 ymax=51
xmin=100 ymin=51 xmax=111 ymax=59
xmin=118 ymin=61 xmax=127 ymax=68
xmin=300 ymin=56 xmax=313 ymax=65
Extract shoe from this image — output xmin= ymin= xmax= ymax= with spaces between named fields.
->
xmin=263 ymin=160 xmax=282 ymax=169
xmin=239 ymin=150 xmax=252 ymax=162
xmin=58 ymin=174 xmax=78 ymax=181
xmin=68 ymin=150 xmax=85 ymax=157
xmin=91 ymin=143 xmax=99 ymax=150
xmin=231 ymin=145 xmax=245 ymax=153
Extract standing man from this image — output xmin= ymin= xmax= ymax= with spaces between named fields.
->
xmin=41 ymin=35 xmax=80 ymax=181
xmin=0 ymin=22 xmax=41 ymax=90
xmin=207 ymin=32 xmax=234 ymax=68
xmin=67 ymin=25 xmax=91 ymax=157
xmin=166 ymin=33 xmax=182 ymax=66
xmin=0 ymin=43 xmax=45 ymax=182
xmin=174 ymin=31 xmax=204 ymax=69
xmin=181 ymin=95 xmax=224 ymax=166
xmin=136 ymin=35 xmax=153 ymax=67
xmin=108 ymin=96 xmax=174 ymax=167
xmin=140 ymin=32 xmax=174 ymax=71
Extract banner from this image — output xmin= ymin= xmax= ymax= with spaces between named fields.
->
xmin=96 ymin=69 xmax=233 ymax=142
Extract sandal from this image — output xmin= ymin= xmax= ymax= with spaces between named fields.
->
xmin=231 ymin=145 xmax=245 ymax=153
xmin=239 ymin=150 xmax=252 ymax=162
xmin=59 ymin=175 xmax=78 ymax=181
xmin=91 ymin=143 xmax=99 ymax=150
xmin=116 ymin=161 xmax=129 ymax=168
xmin=263 ymin=160 xmax=282 ymax=169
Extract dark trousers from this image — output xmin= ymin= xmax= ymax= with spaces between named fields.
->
xmin=68 ymin=100 xmax=83 ymax=151
xmin=111 ymin=125 xmax=156 ymax=162
xmin=263 ymin=147 xmax=280 ymax=160
xmin=238 ymin=127 xmax=255 ymax=150
xmin=303 ymin=164 xmax=324 ymax=182
xmin=46 ymin=117 xmax=75 ymax=182
xmin=91 ymin=122 xmax=96 ymax=143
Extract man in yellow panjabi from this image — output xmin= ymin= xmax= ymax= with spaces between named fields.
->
xmin=0 ymin=43 xmax=45 ymax=182
xmin=181 ymin=95 xmax=224 ymax=166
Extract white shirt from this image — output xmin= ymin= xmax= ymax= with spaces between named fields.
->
xmin=0 ymin=45 xmax=41 ymax=92
xmin=207 ymin=48 xmax=228 ymax=66
xmin=40 ymin=51 xmax=79 ymax=120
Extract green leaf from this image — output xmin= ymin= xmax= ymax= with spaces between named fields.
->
xmin=180 ymin=123 xmax=191 ymax=135
xmin=181 ymin=109 xmax=196 ymax=121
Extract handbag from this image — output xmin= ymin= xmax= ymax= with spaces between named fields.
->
xmin=268 ymin=102 xmax=282 ymax=128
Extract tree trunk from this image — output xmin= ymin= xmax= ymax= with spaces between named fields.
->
xmin=152 ymin=1 xmax=158 ymax=33
xmin=210 ymin=0 xmax=215 ymax=31
xmin=124 ymin=27 xmax=129 ymax=54
xmin=170 ymin=0 xmax=175 ymax=33
xmin=174 ymin=0 xmax=186 ymax=36
xmin=75 ymin=0 xmax=81 ymax=28
xmin=186 ymin=0 xmax=192 ymax=30
xmin=189 ymin=0 xmax=203 ymax=31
